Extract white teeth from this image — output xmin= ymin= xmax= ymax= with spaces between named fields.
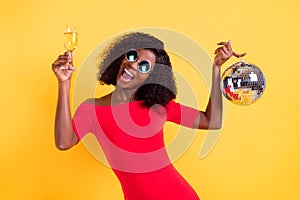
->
xmin=124 ymin=68 xmax=134 ymax=78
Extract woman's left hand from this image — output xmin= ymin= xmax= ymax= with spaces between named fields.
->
xmin=213 ymin=40 xmax=247 ymax=68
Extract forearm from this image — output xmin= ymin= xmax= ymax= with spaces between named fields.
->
xmin=54 ymin=81 xmax=77 ymax=150
xmin=197 ymin=39 xmax=243 ymax=129
xmin=205 ymin=64 xmax=223 ymax=129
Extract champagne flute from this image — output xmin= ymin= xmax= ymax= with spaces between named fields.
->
xmin=63 ymin=24 xmax=78 ymax=69
xmin=64 ymin=24 xmax=78 ymax=52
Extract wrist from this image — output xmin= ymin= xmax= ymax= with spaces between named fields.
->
xmin=58 ymin=80 xmax=71 ymax=89
xmin=213 ymin=64 xmax=221 ymax=72
xmin=213 ymin=62 xmax=221 ymax=67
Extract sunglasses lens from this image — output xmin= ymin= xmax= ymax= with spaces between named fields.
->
xmin=138 ymin=61 xmax=151 ymax=73
xmin=126 ymin=50 xmax=138 ymax=62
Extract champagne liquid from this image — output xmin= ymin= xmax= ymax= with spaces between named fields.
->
xmin=64 ymin=32 xmax=78 ymax=52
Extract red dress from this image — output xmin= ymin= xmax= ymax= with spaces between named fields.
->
xmin=72 ymin=100 xmax=200 ymax=200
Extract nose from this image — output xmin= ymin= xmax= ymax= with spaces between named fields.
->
xmin=127 ymin=60 xmax=139 ymax=71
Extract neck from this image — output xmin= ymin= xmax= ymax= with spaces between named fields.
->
xmin=111 ymin=86 xmax=137 ymax=104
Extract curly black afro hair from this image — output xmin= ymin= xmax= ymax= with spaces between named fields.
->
xmin=97 ymin=32 xmax=177 ymax=108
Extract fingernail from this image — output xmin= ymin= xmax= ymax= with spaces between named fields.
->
xmin=228 ymin=40 xmax=232 ymax=44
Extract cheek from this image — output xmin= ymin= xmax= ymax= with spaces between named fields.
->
xmin=118 ymin=62 xmax=126 ymax=73
xmin=136 ymin=74 xmax=150 ymax=83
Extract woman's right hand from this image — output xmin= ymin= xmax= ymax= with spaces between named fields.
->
xmin=52 ymin=52 xmax=76 ymax=83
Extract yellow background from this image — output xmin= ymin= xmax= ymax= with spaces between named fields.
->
xmin=1 ymin=0 xmax=299 ymax=199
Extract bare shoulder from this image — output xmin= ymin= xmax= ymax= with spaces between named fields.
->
xmin=84 ymin=98 xmax=97 ymax=104
xmin=84 ymin=94 xmax=112 ymax=106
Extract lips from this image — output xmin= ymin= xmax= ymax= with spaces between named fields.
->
xmin=121 ymin=68 xmax=134 ymax=81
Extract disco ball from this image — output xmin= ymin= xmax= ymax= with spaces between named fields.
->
xmin=220 ymin=61 xmax=266 ymax=106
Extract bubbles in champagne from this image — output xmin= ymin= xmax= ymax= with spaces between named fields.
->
xmin=64 ymin=32 xmax=78 ymax=52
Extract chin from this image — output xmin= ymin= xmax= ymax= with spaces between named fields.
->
xmin=116 ymin=79 xmax=137 ymax=90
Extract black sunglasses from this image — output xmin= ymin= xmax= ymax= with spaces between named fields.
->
xmin=125 ymin=49 xmax=152 ymax=74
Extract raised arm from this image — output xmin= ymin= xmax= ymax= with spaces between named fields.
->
xmin=194 ymin=41 xmax=246 ymax=129
xmin=52 ymin=52 xmax=78 ymax=150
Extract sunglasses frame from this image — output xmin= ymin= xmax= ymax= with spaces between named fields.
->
xmin=125 ymin=49 xmax=152 ymax=74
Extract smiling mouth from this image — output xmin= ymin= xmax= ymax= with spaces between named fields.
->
xmin=121 ymin=68 xmax=134 ymax=81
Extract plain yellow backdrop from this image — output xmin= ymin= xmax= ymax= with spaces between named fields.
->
xmin=1 ymin=0 xmax=299 ymax=199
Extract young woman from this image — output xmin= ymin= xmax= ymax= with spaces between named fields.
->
xmin=52 ymin=32 xmax=245 ymax=200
